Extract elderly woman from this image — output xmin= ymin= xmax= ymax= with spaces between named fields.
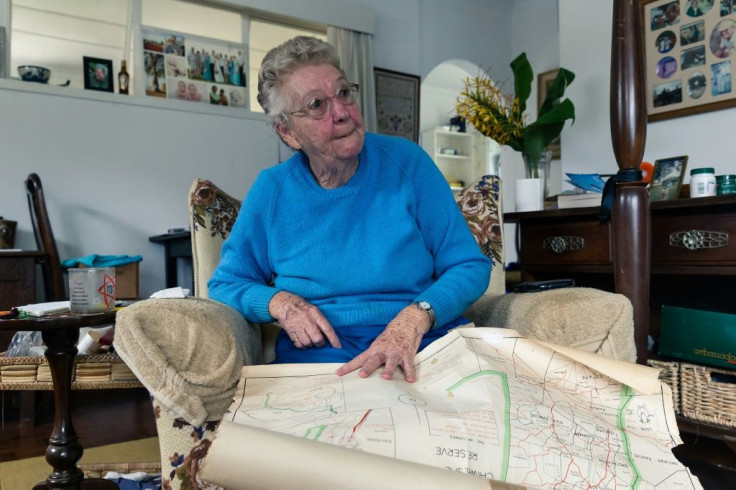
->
xmin=209 ymin=36 xmax=490 ymax=382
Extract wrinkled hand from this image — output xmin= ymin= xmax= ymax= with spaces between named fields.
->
xmin=336 ymin=305 xmax=430 ymax=383
xmin=269 ymin=291 xmax=341 ymax=349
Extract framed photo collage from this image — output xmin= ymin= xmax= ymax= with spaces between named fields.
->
xmin=644 ymin=0 xmax=736 ymax=121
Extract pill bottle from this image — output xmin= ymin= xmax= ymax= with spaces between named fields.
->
xmin=716 ymin=174 xmax=736 ymax=195
xmin=690 ymin=168 xmax=716 ymax=198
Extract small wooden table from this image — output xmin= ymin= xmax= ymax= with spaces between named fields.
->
xmin=0 ymin=312 xmax=119 ymax=490
xmin=148 ymin=231 xmax=192 ymax=289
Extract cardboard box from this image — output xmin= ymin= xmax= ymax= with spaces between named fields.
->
xmin=77 ymin=262 xmax=139 ymax=299
xmin=659 ymin=306 xmax=736 ymax=370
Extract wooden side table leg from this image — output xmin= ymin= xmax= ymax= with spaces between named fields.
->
xmin=34 ymin=328 xmax=118 ymax=490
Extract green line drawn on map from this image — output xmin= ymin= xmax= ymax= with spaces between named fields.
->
xmin=617 ymin=384 xmax=641 ymax=489
xmin=446 ymin=370 xmax=510 ymax=481
xmin=264 ymin=392 xmax=337 ymax=414
xmin=304 ymin=425 xmax=327 ymax=440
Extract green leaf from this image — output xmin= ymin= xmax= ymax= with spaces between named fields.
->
xmin=535 ymin=99 xmax=575 ymax=126
xmin=510 ymin=53 xmax=533 ymax=114
xmin=539 ymin=68 xmax=575 ymax=117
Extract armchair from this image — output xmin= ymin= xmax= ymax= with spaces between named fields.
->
xmin=115 ymin=175 xmax=635 ymax=489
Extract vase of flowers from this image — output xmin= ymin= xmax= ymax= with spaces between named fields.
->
xmin=455 ymin=53 xmax=575 ymax=209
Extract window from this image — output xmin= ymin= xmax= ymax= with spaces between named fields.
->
xmin=247 ymin=18 xmax=326 ymax=113
xmin=10 ymin=0 xmax=128 ymax=88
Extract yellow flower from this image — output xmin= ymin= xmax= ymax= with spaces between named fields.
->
xmin=455 ymin=74 xmax=525 ymax=149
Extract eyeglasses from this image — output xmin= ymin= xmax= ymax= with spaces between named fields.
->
xmin=286 ymin=83 xmax=360 ymax=120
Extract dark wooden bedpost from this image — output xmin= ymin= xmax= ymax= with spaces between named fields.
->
xmin=610 ymin=0 xmax=650 ymax=364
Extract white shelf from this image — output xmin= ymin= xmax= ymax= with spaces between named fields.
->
xmin=0 ymin=78 xmax=266 ymax=121
xmin=421 ymin=127 xmax=486 ymax=190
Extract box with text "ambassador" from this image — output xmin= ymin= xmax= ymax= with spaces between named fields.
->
xmin=659 ymin=306 xmax=736 ymax=371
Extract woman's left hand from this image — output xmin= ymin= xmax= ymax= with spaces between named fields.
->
xmin=336 ymin=305 xmax=431 ymax=383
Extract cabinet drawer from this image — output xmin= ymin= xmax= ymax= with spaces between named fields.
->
xmin=653 ymin=214 xmax=736 ymax=265
xmin=519 ymin=220 xmax=611 ymax=264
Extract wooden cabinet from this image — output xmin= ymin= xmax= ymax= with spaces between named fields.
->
xmin=505 ymin=194 xmax=736 ymax=439
xmin=0 ymin=251 xmax=43 ymax=350
xmin=421 ymin=128 xmax=485 ymax=191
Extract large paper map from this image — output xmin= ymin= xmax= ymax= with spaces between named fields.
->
xmin=202 ymin=328 xmax=702 ymax=489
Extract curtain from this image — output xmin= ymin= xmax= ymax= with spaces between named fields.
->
xmin=327 ymin=26 xmax=377 ymax=133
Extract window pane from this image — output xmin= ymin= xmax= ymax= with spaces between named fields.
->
xmin=142 ymin=0 xmax=241 ymax=43
xmin=248 ymin=19 xmax=326 ymax=113
xmin=10 ymin=0 xmax=127 ymax=88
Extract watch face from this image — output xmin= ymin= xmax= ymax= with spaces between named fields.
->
xmin=418 ymin=301 xmax=431 ymax=310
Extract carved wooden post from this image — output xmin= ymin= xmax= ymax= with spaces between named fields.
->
xmin=610 ymin=0 xmax=650 ymax=363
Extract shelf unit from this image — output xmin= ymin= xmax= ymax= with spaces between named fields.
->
xmin=421 ymin=128 xmax=485 ymax=191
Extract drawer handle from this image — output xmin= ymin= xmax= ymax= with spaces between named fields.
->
xmin=542 ymin=236 xmax=584 ymax=253
xmin=668 ymin=230 xmax=728 ymax=250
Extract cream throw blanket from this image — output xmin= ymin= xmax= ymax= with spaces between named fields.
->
xmin=114 ymin=297 xmax=261 ymax=426
xmin=464 ymin=287 xmax=636 ymax=362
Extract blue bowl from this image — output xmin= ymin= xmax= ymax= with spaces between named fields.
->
xmin=17 ymin=65 xmax=51 ymax=83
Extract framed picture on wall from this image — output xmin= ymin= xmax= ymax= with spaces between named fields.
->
xmin=83 ymin=57 xmax=114 ymax=92
xmin=374 ymin=67 xmax=420 ymax=142
xmin=537 ymin=68 xmax=562 ymax=159
xmin=643 ymin=0 xmax=736 ymax=121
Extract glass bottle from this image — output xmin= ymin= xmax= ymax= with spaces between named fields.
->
xmin=118 ymin=60 xmax=129 ymax=95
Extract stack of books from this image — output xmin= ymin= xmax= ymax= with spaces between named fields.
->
xmin=557 ymin=192 xmax=603 ymax=209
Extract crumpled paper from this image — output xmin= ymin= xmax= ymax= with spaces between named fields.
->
xmin=150 ymin=287 xmax=191 ymax=299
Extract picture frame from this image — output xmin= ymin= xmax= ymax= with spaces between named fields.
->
xmin=83 ymin=57 xmax=114 ymax=92
xmin=140 ymin=26 xmax=249 ymax=109
xmin=649 ymin=155 xmax=689 ymax=201
xmin=374 ymin=67 xmax=420 ymax=142
xmin=537 ymin=68 xmax=562 ymax=159
xmin=642 ymin=0 xmax=736 ymax=122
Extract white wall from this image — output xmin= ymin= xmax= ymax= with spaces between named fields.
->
xmin=1 ymin=83 xmax=278 ymax=297
xmin=1 ymin=0 xmax=517 ymax=298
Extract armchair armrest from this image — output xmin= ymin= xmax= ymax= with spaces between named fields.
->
xmin=114 ymin=297 xmax=263 ymax=425
xmin=464 ymin=288 xmax=636 ymax=362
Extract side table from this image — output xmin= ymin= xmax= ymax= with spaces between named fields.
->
xmin=0 ymin=312 xmax=119 ymax=490
xmin=148 ymin=231 xmax=192 ymax=289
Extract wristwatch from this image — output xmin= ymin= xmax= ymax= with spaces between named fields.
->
xmin=414 ymin=301 xmax=436 ymax=329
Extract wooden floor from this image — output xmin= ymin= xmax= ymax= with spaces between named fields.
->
xmin=1 ymin=388 xmax=735 ymax=488
xmin=0 ymin=388 xmax=157 ymax=463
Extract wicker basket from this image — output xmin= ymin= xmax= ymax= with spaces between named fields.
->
xmin=647 ymin=358 xmax=680 ymax=414
xmin=0 ymin=352 xmax=142 ymax=390
xmin=680 ymin=362 xmax=736 ymax=428
xmin=79 ymin=461 xmax=161 ymax=478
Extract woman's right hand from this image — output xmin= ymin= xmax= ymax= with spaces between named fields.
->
xmin=268 ymin=291 xmax=342 ymax=350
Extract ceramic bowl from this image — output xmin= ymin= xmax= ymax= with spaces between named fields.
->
xmin=17 ymin=65 xmax=51 ymax=83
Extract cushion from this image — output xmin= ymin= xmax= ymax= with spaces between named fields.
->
xmin=455 ymin=175 xmax=505 ymax=295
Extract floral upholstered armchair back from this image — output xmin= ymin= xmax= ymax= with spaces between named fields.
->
xmin=455 ymin=175 xmax=505 ymax=296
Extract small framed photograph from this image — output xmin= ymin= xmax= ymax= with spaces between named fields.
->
xmin=83 ymin=57 xmax=114 ymax=92
xmin=649 ymin=155 xmax=689 ymax=201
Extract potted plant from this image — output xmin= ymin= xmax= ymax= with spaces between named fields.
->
xmin=455 ymin=52 xmax=575 ymax=180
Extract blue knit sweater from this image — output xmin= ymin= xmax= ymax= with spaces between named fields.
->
xmin=208 ymin=133 xmax=491 ymax=329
